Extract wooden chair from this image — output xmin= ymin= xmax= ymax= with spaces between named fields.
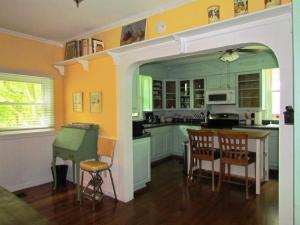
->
xmin=187 ymin=129 xmax=219 ymax=191
xmin=217 ymin=132 xmax=256 ymax=199
xmin=80 ymin=137 xmax=118 ymax=209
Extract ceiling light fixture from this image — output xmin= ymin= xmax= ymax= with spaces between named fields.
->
xmin=74 ymin=0 xmax=84 ymax=7
xmin=219 ymin=51 xmax=239 ymax=62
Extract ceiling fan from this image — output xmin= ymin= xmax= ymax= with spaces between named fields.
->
xmin=219 ymin=46 xmax=265 ymax=62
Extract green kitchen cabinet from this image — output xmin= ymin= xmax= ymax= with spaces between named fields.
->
xmin=173 ymin=125 xmax=201 ymax=156
xmin=133 ymin=137 xmax=151 ymax=191
xmin=145 ymin=126 xmax=173 ymax=162
xmin=140 ymin=75 xmax=153 ymax=111
xmin=233 ymin=128 xmax=279 ymax=170
xmin=237 ymin=72 xmax=261 ymax=109
xmin=206 ymin=74 xmax=235 ymax=90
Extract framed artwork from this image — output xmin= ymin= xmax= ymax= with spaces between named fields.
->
xmin=73 ymin=92 xmax=83 ymax=112
xmin=208 ymin=5 xmax=220 ymax=24
xmin=65 ymin=40 xmax=78 ymax=60
xmin=92 ymin=38 xmax=104 ymax=53
xmin=90 ymin=92 xmax=101 ymax=113
xmin=120 ymin=19 xmax=146 ymax=46
xmin=265 ymin=0 xmax=281 ymax=8
xmin=234 ymin=0 xmax=248 ymax=16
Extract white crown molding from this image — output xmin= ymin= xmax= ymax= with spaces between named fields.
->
xmin=0 ymin=27 xmax=63 ymax=47
xmin=65 ymin=0 xmax=196 ymax=42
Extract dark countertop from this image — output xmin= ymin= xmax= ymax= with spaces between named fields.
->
xmin=133 ymin=132 xmax=151 ymax=140
xmin=233 ymin=124 xmax=279 ymax=130
xmin=143 ymin=122 xmax=203 ymax=129
xmin=142 ymin=122 xmax=279 ymax=130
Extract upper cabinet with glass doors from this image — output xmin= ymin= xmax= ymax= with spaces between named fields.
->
xmin=179 ymin=80 xmax=191 ymax=109
xmin=193 ymin=78 xmax=205 ymax=109
xmin=237 ymin=72 xmax=261 ymax=108
xmin=152 ymin=80 xmax=163 ymax=110
xmin=165 ymin=80 xmax=177 ymax=109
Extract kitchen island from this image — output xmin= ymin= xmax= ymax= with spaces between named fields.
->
xmin=187 ymin=128 xmax=270 ymax=195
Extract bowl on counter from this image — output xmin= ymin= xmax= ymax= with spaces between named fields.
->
xmin=165 ymin=117 xmax=173 ymax=123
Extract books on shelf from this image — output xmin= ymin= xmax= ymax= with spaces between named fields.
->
xmin=64 ymin=38 xmax=105 ymax=60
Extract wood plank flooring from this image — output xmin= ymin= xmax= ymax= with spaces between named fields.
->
xmin=18 ymin=159 xmax=278 ymax=225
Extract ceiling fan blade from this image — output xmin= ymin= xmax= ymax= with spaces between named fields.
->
xmin=236 ymin=48 xmax=264 ymax=53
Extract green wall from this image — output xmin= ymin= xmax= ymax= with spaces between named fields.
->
xmin=293 ymin=1 xmax=300 ymax=224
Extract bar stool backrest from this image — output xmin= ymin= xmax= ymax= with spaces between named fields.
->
xmin=97 ymin=137 xmax=116 ymax=165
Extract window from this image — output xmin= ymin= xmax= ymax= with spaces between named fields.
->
xmin=262 ymin=68 xmax=280 ymax=120
xmin=0 ymin=72 xmax=54 ymax=131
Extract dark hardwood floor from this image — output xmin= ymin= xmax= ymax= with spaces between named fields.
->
xmin=18 ymin=159 xmax=278 ymax=225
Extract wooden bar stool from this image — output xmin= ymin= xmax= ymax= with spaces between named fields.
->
xmin=187 ymin=129 xmax=220 ymax=191
xmin=217 ymin=132 xmax=256 ymax=199
xmin=80 ymin=137 xmax=118 ymax=210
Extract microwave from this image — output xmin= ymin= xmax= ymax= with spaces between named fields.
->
xmin=206 ymin=89 xmax=236 ymax=105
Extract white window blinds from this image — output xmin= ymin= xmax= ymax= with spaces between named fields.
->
xmin=0 ymin=72 xmax=54 ymax=131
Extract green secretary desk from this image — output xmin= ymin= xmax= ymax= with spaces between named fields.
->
xmin=52 ymin=124 xmax=99 ymax=200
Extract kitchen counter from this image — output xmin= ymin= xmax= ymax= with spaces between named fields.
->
xmin=133 ymin=132 xmax=151 ymax=140
xmin=142 ymin=122 xmax=279 ymax=130
xmin=234 ymin=124 xmax=279 ymax=130
xmin=201 ymin=128 xmax=270 ymax=139
xmin=143 ymin=122 xmax=204 ymax=129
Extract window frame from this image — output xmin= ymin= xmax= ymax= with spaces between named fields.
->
xmin=0 ymin=72 xmax=54 ymax=132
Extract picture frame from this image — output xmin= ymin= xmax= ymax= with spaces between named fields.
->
xmin=65 ymin=40 xmax=78 ymax=60
xmin=265 ymin=0 xmax=281 ymax=8
xmin=234 ymin=0 xmax=248 ymax=16
xmin=90 ymin=92 xmax=101 ymax=113
xmin=73 ymin=92 xmax=83 ymax=112
xmin=92 ymin=38 xmax=104 ymax=53
xmin=120 ymin=19 xmax=146 ymax=46
xmin=208 ymin=5 xmax=220 ymax=24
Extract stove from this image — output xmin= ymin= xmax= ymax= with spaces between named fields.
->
xmin=205 ymin=113 xmax=239 ymax=129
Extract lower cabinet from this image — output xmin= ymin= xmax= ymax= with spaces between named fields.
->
xmin=233 ymin=128 xmax=279 ymax=170
xmin=133 ymin=137 xmax=151 ymax=191
xmin=145 ymin=126 xmax=172 ymax=162
xmin=146 ymin=125 xmax=201 ymax=159
xmin=173 ymin=125 xmax=201 ymax=156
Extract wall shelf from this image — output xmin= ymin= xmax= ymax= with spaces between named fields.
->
xmin=53 ymin=4 xmax=290 ymax=76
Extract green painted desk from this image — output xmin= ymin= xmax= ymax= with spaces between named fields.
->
xmin=52 ymin=124 xmax=99 ymax=200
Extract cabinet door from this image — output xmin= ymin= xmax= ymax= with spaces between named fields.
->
xmin=237 ymin=72 xmax=261 ymax=108
xmin=153 ymin=80 xmax=163 ymax=110
xmin=151 ymin=133 xmax=164 ymax=161
xmin=179 ymin=80 xmax=191 ymax=109
xmin=133 ymin=138 xmax=151 ymax=191
xmin=268 ymin=130 xmax=279 ymax=170
xmin=207 ymin=75 xmax=227 ymax=89
xmin=165 ymin=80 xmax=177 ymax=109
xmin=193 ymin=78 xmax=205 ymax=109
xmin=140 ymin=75 xmax=153 ymax=111
xmin=164 ymin=130 xmax=173 ymax=156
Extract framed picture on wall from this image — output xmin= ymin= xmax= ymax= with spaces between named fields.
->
xmin=73 ymin=92 xmax=83 ymax=112
xmin=120 ymin=19 xmax=146 ymax=46
xmin=90 ymin=92 xmax=101 ymax=113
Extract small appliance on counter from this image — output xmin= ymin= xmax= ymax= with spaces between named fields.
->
xmin=254 ymin=111 xmax=262 ymax=125
xmin=132 ymin=120 xmax=144 ymax=137
xmin=144 ymin=112 xmax=154 ymax=124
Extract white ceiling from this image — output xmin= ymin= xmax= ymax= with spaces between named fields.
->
xmin=0 ymin=0 xmax=192 ymax=45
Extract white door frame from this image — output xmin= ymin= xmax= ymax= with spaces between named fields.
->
xmin=111 ymin=5 xmax=293 ymax=225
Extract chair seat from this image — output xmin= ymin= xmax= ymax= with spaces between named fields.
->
xmin=80 ymin=161 xmax=108 ymax=172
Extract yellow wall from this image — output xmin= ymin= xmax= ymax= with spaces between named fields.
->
xmin=93 ymin=0 xmax=291 ymax=49
xmin=0 ymin=33 xmax=64 ymax=129
xmin=67 ymin=1 xmax=290 ymax=139
xmin=64 ymin=57 xmax=116 ymax=137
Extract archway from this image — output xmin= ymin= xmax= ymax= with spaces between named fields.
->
xmin=114 ymin=5 xmax=293 ymax=225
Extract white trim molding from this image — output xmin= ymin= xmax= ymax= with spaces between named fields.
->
xmin=109 ymin=4 xmax=294 ymax=225
xmin=0 ymin=27 xmax=63 ymax=47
